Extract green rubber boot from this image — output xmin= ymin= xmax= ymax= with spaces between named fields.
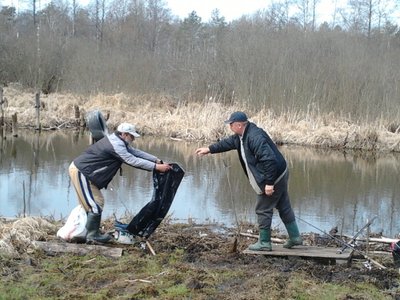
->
xmin=248 ymin=228 xmax=272 ymax=251
xmin=283 ymin=221 xmax=303 ymax=249
xmin=86 ymin=212 xmax=111 ymax=244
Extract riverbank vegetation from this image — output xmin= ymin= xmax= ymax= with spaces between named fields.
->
xmin=2 ymin=85 xmax=400 ymax=153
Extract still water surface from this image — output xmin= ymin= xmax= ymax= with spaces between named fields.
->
xmin=1 ymin=130 xmax=399 ymax=237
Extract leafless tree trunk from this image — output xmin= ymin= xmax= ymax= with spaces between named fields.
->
xmin=32 ymin=0 xmax=37 ymax=25
xmin=367 ymin=0 xmax=373 ymax=37
xmin=72 ymin=0 xmax=77 ymax=36
xmin=296 ymin=0 xmax=311 ymax=31
xmin=95 ymin=0 xmax=106 ymax=44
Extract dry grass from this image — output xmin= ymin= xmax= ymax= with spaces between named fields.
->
xmin=2 ymin=85 xmax=400 ymax=152
xmin=0 ymin=217 xmax=58 ymax=257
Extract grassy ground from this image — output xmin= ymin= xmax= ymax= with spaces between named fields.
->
xmin=0 ymin=218 xmax=399 ymax=299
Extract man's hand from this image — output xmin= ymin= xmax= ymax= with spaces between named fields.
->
xmin=155 ymin=163 xmax=172 ymax=173
xmin=195 ymin=147 xmax=210 ymax=156
xmin=265 ymin=184 xmax=274 ymax=196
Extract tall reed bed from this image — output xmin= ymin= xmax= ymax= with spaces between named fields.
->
xmin=3 ymin=86 xmax=400 ymax=152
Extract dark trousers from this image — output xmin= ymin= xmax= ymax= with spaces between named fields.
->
xmin=255 ymin=171 xmax=295 ymax=229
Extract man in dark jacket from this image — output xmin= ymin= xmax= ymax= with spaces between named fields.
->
xmin=195 ymin=112 xmax=302 ymax=251
xmin=70 ymin=122 xmax=171 ymax=244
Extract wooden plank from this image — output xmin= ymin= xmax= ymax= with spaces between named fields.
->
xmin=240 ymin=232 xmax=285 ymax=243
xmin=243 ymin=245 xmax=352 ymax=260
xmin=31 ymin=241 xmax=123 ymax=258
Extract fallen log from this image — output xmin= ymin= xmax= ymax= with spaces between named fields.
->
xmin=31 ymin=241 xmax=123 ymax=258
xmin=341 ymin=235 xmax=398 ymax=244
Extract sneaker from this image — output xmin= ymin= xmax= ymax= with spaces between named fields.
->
xmin=113 ymin=229 xmax=136 ymax=245
xmin=114 ymin=220 xmax=129 ymax=231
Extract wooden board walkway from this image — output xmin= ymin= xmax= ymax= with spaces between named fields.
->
xmin=243 ymin=245 xmax=353 ymax=265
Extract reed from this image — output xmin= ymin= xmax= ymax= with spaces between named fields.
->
xmin=2 ymin=86 xmax=400 ymax=153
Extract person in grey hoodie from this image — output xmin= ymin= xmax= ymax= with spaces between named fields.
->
xmin=70 ymin=122 xmax=171 ymax=244
xmin=195 ymin=112 xmax=302 ymax=251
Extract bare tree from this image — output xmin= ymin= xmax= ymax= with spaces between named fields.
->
xmin=343 ymin=0 xmax=394 ymax=36
xmin=295 ymin=0 xmax=312 ymax=31
xmin=72 ymin=0 xmax=77 ymax=36
xmin=94 ymin=0 xmax=107 ymax=43
xmin=145 ymin=0 xmax=171 ymax=53
xmin=260 ymin=0 xmax=294 ymax=30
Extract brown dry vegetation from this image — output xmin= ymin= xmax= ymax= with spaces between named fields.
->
xmin=0 ymin=217 xmax=399 ymax=299
xmin=2 ymin=85 xmax=400 ymax=153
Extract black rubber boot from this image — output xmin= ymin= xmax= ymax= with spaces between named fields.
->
xmin=86 ymin=212 xmax=111 ymax=244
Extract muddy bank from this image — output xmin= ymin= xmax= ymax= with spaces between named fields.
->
xmin=0 ymin=217 xmax=399 ymax=299
xmin=1 ymin=85 xmax=400 ymax=152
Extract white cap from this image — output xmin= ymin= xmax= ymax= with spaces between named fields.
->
xmin=117 ymin=123 xmax=140 ymax=138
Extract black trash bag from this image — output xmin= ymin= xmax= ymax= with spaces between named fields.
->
xmin=86 ymin=110 xmax=108 ymax=142
xmin=391 ymin=240 xmax=400 ymax=267
xmin=116 ymin=163 xmax=184 ymax=239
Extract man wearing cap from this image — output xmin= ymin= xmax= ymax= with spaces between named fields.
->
xmin=195 ymin=111 xmax=302 ymax=251
xmin=69 ymin=122 xmax=172 ymax=244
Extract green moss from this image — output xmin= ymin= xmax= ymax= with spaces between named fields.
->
xmin=286 ymin=275 xmax=392 ymax=300
xmin=163 ymin=283 xmax=190 ymax=298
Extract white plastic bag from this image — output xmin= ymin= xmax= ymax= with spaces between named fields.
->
xmin=57 ymin=205 xmax=87 ymax=242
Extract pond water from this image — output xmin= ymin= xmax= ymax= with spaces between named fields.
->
xmin=1 ymin=129 xmax=400 ymax=237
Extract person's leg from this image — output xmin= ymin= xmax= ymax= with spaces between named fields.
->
xmin=275 ymin=174 xmax=295 ymax=224
xmin=69 ymin=162 xmax=104 ymax=213
xmin=248 ymin=193 xmax=278 ymax=251
xmin=275 ymin=172 xmax=302 ymax=248
xmin=69 ymin=163 xmax=110 ymax=243
xmin=255 ymin=192 xmax=276 ymax=229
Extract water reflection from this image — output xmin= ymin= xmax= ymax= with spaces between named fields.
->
xmin=1 ymin=130 xmax=399 ymax=237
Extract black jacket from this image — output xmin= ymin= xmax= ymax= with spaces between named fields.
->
xmin=74 ymin=133 xmax=157 ymax=189
xmin=209 ymin=122 xmax=287 ymax=188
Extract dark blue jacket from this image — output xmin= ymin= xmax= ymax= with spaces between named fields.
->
xmin=74 ymin=133 xmax=157 ymax=189
xmin=209 ymin=122 xmax=287 ymax=188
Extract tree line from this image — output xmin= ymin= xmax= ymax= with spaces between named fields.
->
xmin=0 ymin=0 xmax=399 ymax=123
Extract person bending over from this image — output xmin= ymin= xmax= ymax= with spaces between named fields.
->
xmin=70 ymin=122 xmax=171 ymax=244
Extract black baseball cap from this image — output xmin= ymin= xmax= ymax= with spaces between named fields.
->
xmin=224 ymin=111 xmax=248 ymax=124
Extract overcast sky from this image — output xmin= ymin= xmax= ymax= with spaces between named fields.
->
xmin=166 ymin=0 xmax=272 ymax=21
xmin=171 ymin=0 xmax=348 ymax=23
xmin=8 ymin=0 xmax=398 ymax=25
xmin=1 ymin=0 xmax=338 ymax=23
